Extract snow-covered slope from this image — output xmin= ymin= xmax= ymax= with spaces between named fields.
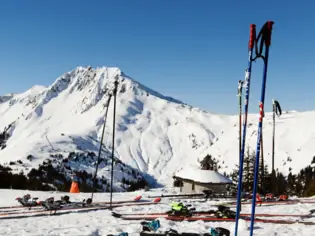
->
xmin=0 ymin=66 xmax=314 ymax=187
xmin=205 ymin=110 xmax=315 ymax=176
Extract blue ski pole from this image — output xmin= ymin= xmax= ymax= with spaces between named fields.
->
xmin=234 ymin=23 xmax=256 ymax=236
xmin=249 ymin=21 xmax=274 ymax=236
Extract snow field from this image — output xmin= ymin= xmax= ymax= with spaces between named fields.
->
xmin=0 ymin=189 xmax=315 ymax=235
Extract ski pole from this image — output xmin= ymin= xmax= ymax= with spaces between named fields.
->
xmin=260 ymin=126 xmax=264 ymax=194
xmin=110 ymin=78 xmax=119 ymax=208
xmin=234 ymin=23 xmax=256 ymax=236
xmin=249 ymin=21 xmax=274 ymax=236
xmin=272 ymin=99 xmax=276 ymax=172
xmin=237 ymin=80 xmax=243 ymax=168
xmin=91 ymin=94 xmax=112 ymax=201
xmin=272 ymin=99 xmax=282 ymax=172
xmin=237 ymin=80 xmax=243 ymax=211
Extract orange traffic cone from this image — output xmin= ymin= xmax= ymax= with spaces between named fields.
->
xmin=70 ymin=181 xmax=80 ymax=193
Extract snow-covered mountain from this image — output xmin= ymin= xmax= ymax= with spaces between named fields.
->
xmin=0 ymin=66 xmax=314 ymax=188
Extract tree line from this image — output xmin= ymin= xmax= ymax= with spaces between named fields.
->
xmin=228 ymin=148 xmax=315 ymax=197
xmin=174 ymin=151 xmax=315 ymax=198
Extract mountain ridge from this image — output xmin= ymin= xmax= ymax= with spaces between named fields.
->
xmin=0 ymin=66 xmax=314 ymax=188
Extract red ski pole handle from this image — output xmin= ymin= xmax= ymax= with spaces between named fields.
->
xmin=248 ymin=24 xmax=256 ymax=49
xmin=265 ymin=21 xmax=274 ymax=46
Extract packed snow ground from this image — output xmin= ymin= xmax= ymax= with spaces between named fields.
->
xmin=0 ymin=189 xmax=315 ymax=235
xmin=0 ymin=66 xmax=315 ymax=187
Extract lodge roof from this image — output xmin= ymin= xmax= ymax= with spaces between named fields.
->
xmin=173 ymin=164 xmax=232 ymax=184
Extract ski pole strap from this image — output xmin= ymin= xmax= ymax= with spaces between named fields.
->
xmin=252 ymin=21 xmax=274 ymax=61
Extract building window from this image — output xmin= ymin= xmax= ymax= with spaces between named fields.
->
xmin=192 ymin=182 xmax=195 ymax=191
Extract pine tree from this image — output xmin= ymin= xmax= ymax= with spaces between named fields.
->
xmin=268 ymin=169 xmax=278 ymax=194
xmin=229 ymin=155 xmax=315 ymax=197
xmin=229 ymin=146 xmax=256 ymax=194
xmin=277 ymin=172 xmax=286 ymax=194
xmin=263 ymin=170 xmax=272 ymax=193
xmin=200 ymin=154 xmax=218 ymax=170
xmin=243 ymin=148 xmax=255 ymax=192
xmin=304 ymin=179 xmax=315 ymax=197
xmin=287 ymin=172 xmax=296 ymax=195
xmin=258 ymin=164 xmax=269 ymax=194
xmin=228 ymin=170 xmax=239 ymax=195
xmin=243 ymin=147 xmax=251 ymax=192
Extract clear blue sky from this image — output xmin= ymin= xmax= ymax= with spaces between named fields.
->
xmin=0 ymin=0 xmax=314 ymax=114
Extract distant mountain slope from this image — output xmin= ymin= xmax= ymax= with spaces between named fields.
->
xmin=0 ymin=66 xmax=314 ymax=188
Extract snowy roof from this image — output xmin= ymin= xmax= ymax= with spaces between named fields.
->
xmin=174 ymin=164 xmax=232 ymax=184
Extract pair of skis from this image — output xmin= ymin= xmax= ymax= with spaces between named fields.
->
xmin=112 ymin=207 xmax=315 ymax=219
xmin=228 ymin=198 xmax=315 ymax=207
xmin=139 ymin=227 xmax=230 ymax=236
xmin=0 ymin=195 xmax=162 ymax=220
xmin=112 ymin=211 xmax=315 ymax=225
xmin=147 ymin=191 xmax=220 ymax=201
xmin=0 ymin=194 xmax=143 ymax=212
xmin=235 ymin=21 xmax=275 ymax=236
xmin=148 ymin=193 xmax=206 ymax=199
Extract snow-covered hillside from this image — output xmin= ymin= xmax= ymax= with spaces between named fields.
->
xmin=0 ymin=66 xmax=314 ymax=188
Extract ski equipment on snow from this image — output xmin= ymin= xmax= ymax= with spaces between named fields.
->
xmin=0 ymin=195 xmax=143 ymax=214
xmin=0 ymin=195 xmax=160 ymax=220
xmin=141 ymin=219 xmax=161 ymax=232
xmin=112 ymin=206 xmax=315 ymax=219
xmin=139 ymin=227 xmax=230 ymax=236
xmin=148 ymin=193 xmax=205 ymax=199
xmin=168 ymin=202 xmax=193 ymax=216
xmin=113 ymin=211 xmax=315 ymax=225
xmin=107 ymin=233 xmax=128 ymax=236
xmin=15 ymin=194 xmax=39 ymax=208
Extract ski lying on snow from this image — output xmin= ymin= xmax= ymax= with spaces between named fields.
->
xmin=112 ymin=210 xmax=315 ymax=218
xmin=226 ymin=199 xmax=315 ymax=206
xmin=112 ymin=209 xmax=315 ymax=218
xmin=112 ymin=212 xmax=315 ymax=225
xmin=138 ymin=231 xmax=226 ymax=236
xmin=148 ymin=193 xmax=205 ymax=198
xmin=0 ymin=195 xmax=143 ymax=213
xmin=0 ymin=198 xmax=161 ymax=220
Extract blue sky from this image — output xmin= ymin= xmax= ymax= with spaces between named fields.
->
xmin=0 ymin=0 xmax=313 ymax=114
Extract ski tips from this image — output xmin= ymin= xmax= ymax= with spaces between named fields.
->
xmin=309 ymin=209 xmax=315 ymax=215
xmin=153 ymin=198 xmax=161 ymax=203
xmin=134 ymin=195 xmax=142 ymax=201
xmin=111 ymin=212 xmax=122 ymax=218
